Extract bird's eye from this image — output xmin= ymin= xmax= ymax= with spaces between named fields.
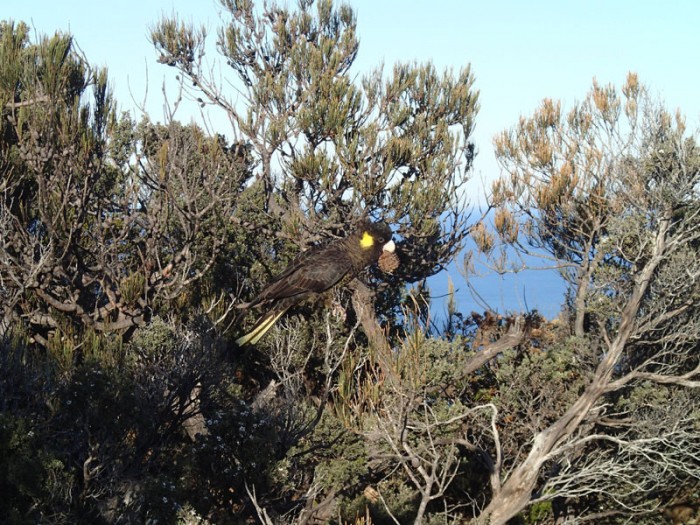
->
xmin=377 ymin=237 xmax=385 ymax=243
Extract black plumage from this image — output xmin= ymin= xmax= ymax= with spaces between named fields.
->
xmin=235 ymin=220 xmax=395 ymax=346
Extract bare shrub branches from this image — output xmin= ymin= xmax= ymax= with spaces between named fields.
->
xmin=471 ymin=76 xmax=700 ymax=524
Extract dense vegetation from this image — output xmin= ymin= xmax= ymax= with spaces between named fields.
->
xmin=1 ymin=2 xmax=698 ymax=524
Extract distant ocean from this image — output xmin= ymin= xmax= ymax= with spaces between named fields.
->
xmin=427 ymin=244 xmax=568 ymax=322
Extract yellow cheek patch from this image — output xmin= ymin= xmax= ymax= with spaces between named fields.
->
xmin=360 ymin=231 xmax=375 ymax=249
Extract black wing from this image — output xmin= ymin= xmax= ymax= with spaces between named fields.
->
xmin=252 ymin=242 xmax=352 ymax=304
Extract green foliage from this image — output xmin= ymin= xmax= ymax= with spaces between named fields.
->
xmin=0 ymin=414 xmax=55 ymax=523
xmin=0 ymin=19 xmax=250 ymax=348
xmin=525 ymin=501 xmax=553 ymax=524
xmin=3 ymin=5 xmax=700 ymax=525
xmin=152 ymin=0 xmax=478 ymax=293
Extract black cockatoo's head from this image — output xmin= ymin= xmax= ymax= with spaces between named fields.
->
xmin=354 ymin=220 xmax=395 ymax=265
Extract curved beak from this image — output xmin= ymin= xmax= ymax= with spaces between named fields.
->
xmin=382 ymin=240 xmax=396 ymax=253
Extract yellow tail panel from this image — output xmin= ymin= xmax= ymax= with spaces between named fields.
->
xmin=235 ymin=307 xmax=289 ymax=346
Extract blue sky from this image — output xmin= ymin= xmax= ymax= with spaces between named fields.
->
xmin=6 ymin=0 xmax=700 ymax=318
